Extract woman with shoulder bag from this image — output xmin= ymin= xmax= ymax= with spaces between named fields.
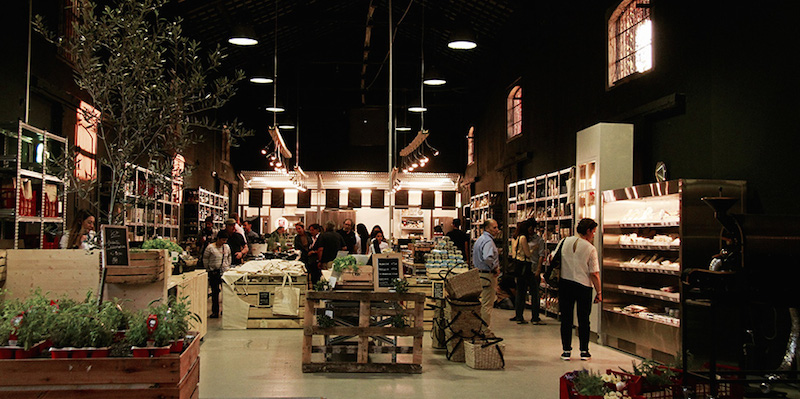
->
xmin=509 ymin=219 xmax=535 ymax=324
xmin=558 ymin=218 xmax=602 ymax=361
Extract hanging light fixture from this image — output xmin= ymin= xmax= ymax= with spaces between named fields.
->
xmin=447 ymin=26 xmax=477 ymax=50
xmin=249 ymin=65 xmax=273 ymax=84
xmin=423 ymin=65 xmax=446 ymax=86
xmin=229 ymin=24 xmax=259 ymax=46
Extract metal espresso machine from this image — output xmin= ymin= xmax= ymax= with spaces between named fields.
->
xmin=682 ymin=195 xmax=800 ymax=398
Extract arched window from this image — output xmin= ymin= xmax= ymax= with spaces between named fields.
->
xmin=506 ymin=86 xmax=522 ymax=139
xmin=467 ymin=126 xmax=475 ymax=165
xmin=608 ymin=0 xmax=652 ymax=87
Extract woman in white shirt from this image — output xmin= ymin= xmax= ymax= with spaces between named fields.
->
xmin=367 ymin=231 xmax=389 ymax=255
xmin=557 ymin=218 xmax=602 ymax=361
xmin=204 ymin=230 xmax=231 ymax=318
xmin=60 ymin=210 xmax=97 ymax=249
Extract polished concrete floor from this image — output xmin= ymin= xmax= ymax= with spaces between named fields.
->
xmin=198 ymin=308 xmax=638 ymax=399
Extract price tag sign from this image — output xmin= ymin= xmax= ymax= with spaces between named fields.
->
xmin=259 ymin=291 xmax=271 ymax=307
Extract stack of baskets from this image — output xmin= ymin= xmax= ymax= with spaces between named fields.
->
xmin=436 ymin=268 xmax=505 ymax=369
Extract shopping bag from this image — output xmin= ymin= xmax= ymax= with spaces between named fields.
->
xmin=273 ymin=274 xmax=301 ymax=316
xmin=544 ymin=238 xmax=565 ymax=288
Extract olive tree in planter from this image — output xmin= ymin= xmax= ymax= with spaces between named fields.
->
xmin=34 ymin=0 xmax=250 ymax=226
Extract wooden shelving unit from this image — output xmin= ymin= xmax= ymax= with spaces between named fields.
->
xmin=181 ymin=187 xmax=228 ymax=243
xmin=122 ymin=164 xmax=181 ymax=243
xmin=0 ymin=122 xmax=67 ymax=249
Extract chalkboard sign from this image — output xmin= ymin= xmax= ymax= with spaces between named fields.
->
xmin=101 ymin=225 xmax=130 ymax=267
xmin=259 ymin=291 xmax=271 ymax=307
xmin=372 ymin=253 xmax=402 ymax=291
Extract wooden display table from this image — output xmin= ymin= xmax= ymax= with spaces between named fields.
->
xmin=302 ymin=290 xmax=424 ymax=373
xmin=0 ymin=332 xmax=201 ymax=399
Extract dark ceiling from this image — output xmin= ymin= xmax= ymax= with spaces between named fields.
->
xmin=172 ymin=0 xmax=521 ymax=173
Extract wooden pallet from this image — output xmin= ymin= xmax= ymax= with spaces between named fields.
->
xmin=0 ymin=331 xmax=201 ymax=399
xmin=302 ymin=291 xmax=425 ymax=373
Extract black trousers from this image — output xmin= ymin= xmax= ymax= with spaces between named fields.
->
xmin=514 ymin=261 xmax=541 ymax=321
xmin=558 ymin=278 xmax=593 ymax=352
xmin=208 ymin=269 xmax=222 ymax=316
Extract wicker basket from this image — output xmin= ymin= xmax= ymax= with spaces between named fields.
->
xmin=465 ymin=338 xmax=505 ymax=370
xmin=443 ymin=298 xmax=483 ymax=362
xmin=444 ymin=268 xmax=482 ymax=300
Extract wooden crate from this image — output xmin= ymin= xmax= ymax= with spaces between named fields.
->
xmin=4 ymin=249 xmax=100 ymax=302
xmin=106 ymin=250 xmax=167 ymax=284
xmin=0 ymin=331 xmax=201 ymax=399
xmin=232 ymin=274 xmax=308 ymax=329
xmin=104 ymin=250 xmax=172 ymax=312
xmin=302 ymin=291 xmax=425 ymax=373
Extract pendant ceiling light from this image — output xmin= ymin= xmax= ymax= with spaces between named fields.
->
xmin=249 ymin=65 xmax=273 ymax=84
xmin=447 ymin=26 xmax=477 ymax=50
xmin=423 ymin=65 xmax=446 ymax=86
xmin=229 ymin=24 xmax=259 ymax=46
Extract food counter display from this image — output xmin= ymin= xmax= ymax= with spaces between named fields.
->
xmin=600 ymin=179 xmax=745 ymax=363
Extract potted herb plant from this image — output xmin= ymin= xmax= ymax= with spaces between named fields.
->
xmin=126 ymin=310 xmax=153 ymax=357
xmin=330 ymin=255 xmax=359 ymax=288
xmin=165 ymin=296 xmax=199 ymax=353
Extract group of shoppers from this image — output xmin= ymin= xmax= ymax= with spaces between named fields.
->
xmin=472 ymin=217 xmax=601 ymax=360
xmin=289 ymin=219 xmax=389 ymax=285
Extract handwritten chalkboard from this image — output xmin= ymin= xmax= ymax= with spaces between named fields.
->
xmin=101 ymin=225 xmax=129 ymax=267
xmin=372 ymin=253 xmax=402 ymax=291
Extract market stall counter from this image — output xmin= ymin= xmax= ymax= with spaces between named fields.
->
xmin=222 ymin=259 xmax=307 ymax=329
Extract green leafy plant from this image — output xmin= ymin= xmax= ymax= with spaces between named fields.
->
xmin=165 ymin=296 xmax=200 ymax=341
xmin=392 ymin=278 xmax=409 ymax=293
xmin=316 ymin=313 xmax=335 ymax=328
xmin=621 ymin=359 xmax=679 ymax=389
xmin=142 ymin=239 xmax=183 ymax=253
xmin=125 ymin=310 xmax=152 ymax=348
xmin=0 ymin=314 xmax=11 ymax=346
xmin=11 ymin=289 xmax=59 ymax=350
xmin=572 ymin=369 xmax=606 ymax=396
xmin=332 ymin=255 xmax=359 ymax=274
xmin=313 ymin=279 xmax=331 ymax=292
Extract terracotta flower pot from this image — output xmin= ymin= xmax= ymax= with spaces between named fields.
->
xmin=0 ymin=347 xmax=16 ymax=359
xmin=50 ymin=348 xmax=70 ymax=359
xmin=131 ymin=346 xmax=151 ymax=358
xmin=152 ymin=346 xmax=171 ymax=357
xmin=169 ymin=339 xmax=184 ymax=353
